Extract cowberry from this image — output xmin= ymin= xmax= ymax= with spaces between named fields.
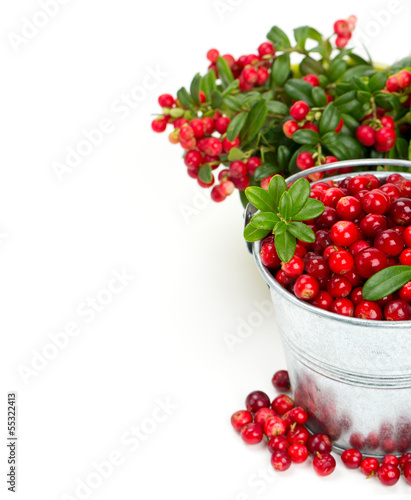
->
xmin=287 ymin=424 xmax=310 ymax=445
xmin=258 ymin=41 xmax=275 ymax=57
xmin=355 ymin=300 xmax=383 ymax=320
xmin=283 ymin=120 xmax=299 ymax=138
xmin=272 ymin=370 xmax=290 ymax=392
xmin=310 ymin=290 xmax=333 ymax=310
xmin=350 ymin=287 xmax=364 ymax=306
xmin=360 ymin=457 xmax=379 ymax=476
xmin=330 ymin=220 xmax=360 ymax=246
xmin=151 ymin=117 xmax=167 ymax=133
xmin=288 ymin=443 xmax=308 ymax=463
xmin=330 ymin=298 xmax=354 ymax=316
xmin=184 ymin=150 xmax=203 ymax=169
xmin=203 ymin=137 xmax=222 ymax=157
xmin=206 ymin=48 xmax=219 ymax=63
xmin=289 ymin=407 xmax=308 ymax=425
xmin=240 ymin=423 xmax=264 ymax=444
xmin=321 ymin=188 xmax=345 ymax=208
xmin=327 ymin=275 xmax=352 ymax=298
xmin=158 ymin=94 xmax=175 ymax=108
xmin=375 ymin=127 xmax=396 ymax=152
xmin=229 ymin=161 xmax=247 ymax=179
xmin=380 ymin=182 xmax=401 ymax=201
xmin=294 ymin=274 xmax=320 ymax=300
xmin=254 ymin=407 xmax=277 ymax=426
xmin=360 ymin=214 xmax=388 ymax=238
xmin=313 ymin=230 xmax=332 ymax=254
xmin=246 ymin=157 xmax=262 ymax=176
xmin=316 ymin=208 xmax=339 ymax=230
xmin=222 ymin=136 xmax=240 ymax=152
xmin=348 ymin=175 xmax=372 ymax=195
xmin=242 ymin=65 xmax=258 ymax=84
xmin=400 ymin=453 xmax=411 ymax=471
xmin=397 ymin=69 xmax=411 ymax=89
xmin=387 ymin=173 xmax=404 ymax=183
xmin=336 ymin=196 xmax=362 ymax=220
xmin=290 ymin=100 xmax=310 ymax=121
xmin=268 ymin=435 xmax=290 ymax=453
xmin=405 ymin=462 xmax=411 ymax=485
xmin=211 ymin=185 xmax=226 ymax=202
xmin=377 ymin=464 xmax=400 ymax=486
xmin=374 ymin=229 xmax=404 ymax=256
xmin=245 ymin=390 xmax=271 ymax=413
xmin=190 ymin=118 xmax=205 ymax=138
xmin=215 ymin=116 xmax=230 ymax=134
xmin=281 ymin=255 xmax=304 ymax=277
xmin=341 ymin=448 xmax=362 ymax=469
xmin=303 ymin=74 xmax=320 ymax=87
xmin=264 ymin=416 xmax=287 ymax=437
xmin=232 ymin=175 xmax=250 ymax=190
xmin=349 ymin=240 xmax=370 ymax=256
xmin=296 ymin=152 xmax=314 ymax=170
xmin=307 ymin=433 xmax=332 ymax=455
xmin=329 ymin=250 xmax=354 ymax=274
xmin=354 ymin=247 xmax=388 ymax=279
xmin=271 ymin=450 xmax=292 ymax=471
xmin=275 ymin=269 xmax=294 ymax=287
xmin=272 ymin=394 xmax=294 ymax=416
xmin=384 ymin=300 xmax=411 ymax=321
xmin=231 ymin=410 xmax=253 ymax=431
xmin=400 ymin=248 xmax=411 ymax=265
xmin=361 ymin=189 xmax=390 ymax=215
xmin=356 ymin=124 xmax=375 ymax=146
xmin=313 ymin=452 xmax=336 ymax=476
xmin=389 ymin=198 xmax=411 ymax=225
xmin=383 ymin=455 xmax=399 ymax=467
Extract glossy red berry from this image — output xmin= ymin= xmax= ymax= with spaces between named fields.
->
xmin=361 ymin=189 xmax=390 ymax=215
xmin=294 ymin=274 xmax=320 ymax=300
xmin=351 ymin=287 xmax=364 ymax=306
xmin=307 ymin=433 xmax=332 ymax=455
xmin=354 ymin=247 xmax=388 ymax=278
xmin=377 ymin=464 xmax=400 ymax=486
xmin=404 ymin=462 xmax=411 ymax=484
xmin=321 ymin=188 xmax=345 ymax=208
xmin=290 ymin=100 xmax=310 ymax=121
xmin=336 ymin=196 xmax=362 ymax=220
xmin=246 ymin=157 xmax=262 ymax=176
xmin=287 ymin=424 xmax=310 ymax=445
xmin=272 ymin=394 xmax=294 ymax=416
xmin=158 ymin=94 xmax=175 ymax=108
xmin=264 ymin=416 xmax=287 ymax=437
xmin=272 ymin=370 xmax=290 ymax=392
xmin=374 ymin=229 xmax=404 ymax=256
xmin=240 ymin=423 xmax=264 ymax=444
xmin=296 ymin=152 xmax=315 ymax=170
xmin=151 ymin=117 xmax=168 ymax=133
xmin=289 ymin=407 xmax=308 ymax=425
xmin=310 ymin=290 xmax=333 ymax=310
xmin=360 ymin=214 xmax=388 ymax=237
xmin=313 ymin=452 xmax=336 ymax=476
xmin=283 ymin=120 xmax=299 ymax=138
xmin=347 ymin=175 xmax=372 ymax=195
xmin=316 ymin=207 xmax=338 ymax=229
xmin=356 ymin=124 xmax=375 ymax=146
xmin=384 ymin=300 xmax=411 ymax=321
xmin=330 ymin=298 xmax=354 ymax=317
xmin=245 ymin=391 xmax=271 ymax=413
xmin=288 ymin=443 xmax=308 ymax=463
xmin=360 ymin=457 xmax=379 ymax=476
xmin=383 ymin=455 xmax=399 ymax=467
xmin=375 ymin=127 xmax=396 ymax=152
xmin=329 ymin=250 xmax=354 ymax=274
xmin=281 ymin=256 xmax=304 ymax=277
xmin=210 ymin=185 xmax=226 ymax=202
xmin=355 ymin=300 xmax=383 ymax=320
xmin=330 ymin=220 xmax=360 ymax=246
xmin=231 ymin=410 xmax=253 ymax=431
xmin=222 ymin=136 xmax=240 ymax=152
xmin=271 ymin=450 xmax=292 ymax=471
xmin=389 ymin=198 xmax=411 ymax=225
xmin=229 ymin=160 xmax=247 ymax=179
xmin=303 ymin=74 xmax=320 ymax=87
xmin=258 ymin=41 xmax=275 ymax=57
xmin=341 ymin=448 xmax=362 ymax=469
xmin=268 ymin=435 xmax=290 ymax=453
xmin=254 ymin=407 xmax=277 ymax=426
xmin=400 ymin=248 xmax=411 ymax=265
xmin=397 ymin=69 xmax=411 ymax=89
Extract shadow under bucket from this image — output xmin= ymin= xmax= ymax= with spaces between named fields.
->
xmin=248 ymin=159 xmax=411 ymax=458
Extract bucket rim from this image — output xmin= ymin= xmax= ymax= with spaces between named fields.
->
xmin=251 ymin=160 xmax=411 ymax=328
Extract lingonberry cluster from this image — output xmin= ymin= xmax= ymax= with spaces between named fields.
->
xmin=152 ymin=16 xmax=411 ymax=207
xmin=341 ymin=447 xmax=411 ymax=486
xmin=333 ymin=16 xmax=357 ymax=48
xmin=261 ymin=172 xmax=411 ymax=320
xmin=231 ymin=370 xmax=336 ymax=476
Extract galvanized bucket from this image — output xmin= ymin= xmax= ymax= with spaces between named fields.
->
xmin=246 ymin=159 xmax=411 ymax=457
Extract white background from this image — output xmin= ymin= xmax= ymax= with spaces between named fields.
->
xmin=2 ymin=0 xmax=411 ymax=498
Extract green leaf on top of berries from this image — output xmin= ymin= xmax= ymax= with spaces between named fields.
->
xmin=243 ymin=175 xmax=324 ymax=262
xmin=362 ymin=265 xmax=411 ymax=301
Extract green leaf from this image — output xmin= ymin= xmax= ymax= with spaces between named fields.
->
xmin=266 ymin=100 xmax=289 ymax=115
xmin=287 ymin=221 xmax=315 ymax=243
xmin=369 ymin=72 xmax=388 ymax=93
xmin=272 ymin=53 xmax=291 ymax=86
xmin=190 ymin=73 xmax=202 ymax=104
xmin=362 ymin=266 xmax=411 ymax=301
xmin=198 ymin=164 xmax=212 ymax=183
xmin=357 ymin=90 xmax=372 ymax=105
xmin=223 ymin=95 xmax=244 ymax=112
xmin=396 ymin=137 xmax=408 ymax=159
xmin=293 ymin=198 xmax=324 ymax=220
xmin=391 ymin=56 xmax=411 ymax=72
xmin=254 ymin=163 xmax=282 ymax=181
xmin=211 ymin=91 xmax=223 ymax=108
xmin=284 ymin=79 xmax=314 ymax=107
xmin=341 ymin=65 xmax=376 ymax=82
xmin=351 ymin=76 xmax=370 ymax=92
xmin=243 ymin=223 xmax=271 ymax=242
xmin=293 ymin=26 xmax=323 ymax=50
xmin=277 ymin=145 xmax=291 ymax=170
xmin=328 ymin=59 xmax=347 ymax=83
xmin=321 ymin=131 xmax=351 ymax=160
xmin=334 ymin=91 xmax=364 ymax=118
xmin=341 ymin=112 xmax=360 ymax=133
xmin=273 ymin=221 xmax=288 ymax=235
xmin=319 ymin=103 xmax=342 ymax=136
xmin=240 ymin=100 xmax=268 ymax=144
xmin=202 ymin=70 xmax=216 ymax=100
xmin=228 ymin=147 xmax=246 ymax=161
xmin=244 ymin=186 xmax=276 ymax=212
xmin=279 ymin=191 xmax=293 ymax=220
xmin=311 ymin=86 xmax=327 ymax=107
xmin=267 ymin=26 xmax=291 ymax=50
xmin=216 ymin=56 xmax=234 ymax=88
xmin=337 ymin=134 xmax=364 ymax=159
xmin=292 ymin=129 xmax=320 ymax=145
xmin=227 ymin=112 xmax=248 ymax=142
xmin=221 ymin=79 xmax=239 ymax=97
xmin=275 ymin=230 xmax=296 ymax=262
xmin=374 ymin=91 xmax=397 ymax=110
xmin=268 ymin=175 xmax=287 ymax=211
xmin=288 ymin=178 xmax=310 ymax=215
xmin=177 ymin=87 xmax=195 ymax=108
xmin=250 ymin=212 xmax=281 ymax=229
xmin=300 ymin=56 xmax=326 ymax=76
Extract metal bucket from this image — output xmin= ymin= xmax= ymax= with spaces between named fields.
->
xmin=247 ymin=159 xmax=411 ymax=457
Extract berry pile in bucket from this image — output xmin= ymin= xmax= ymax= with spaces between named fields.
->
xmin=232 ymin=370 xmax=411 ymax=486
xmin=244 ymin=172 xmax=411 ymax=320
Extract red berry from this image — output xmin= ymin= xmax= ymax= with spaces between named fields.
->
xmin=334 ymin=117 xmax=344 ymax=133
xmin=245 ymin=390 xmax=271 ymax=413
xmin=356 ymin=124 xmax=375 ymax=146
xmin=334 ymin=19 xmax=350 ymax=36
xmin=313 ymin=230 xmax=332 ymax=254
xmin=283 ymin=120 xmax=299 ymax=138
xmin=355 ymin=300 xmax=383 ymax=320
xmin=257 ymin=67 xmax=269 ymax=85
xmin=375 ymin=127 xmax=396 ymax=152
xmin=206 ymin=48 xmax=219 ymax=63
xmin=404 ymin=226 xmax=411 ymax=247
xmin=268 ymin=435 xmax=290 ymax=453
xmin=281 ymin=256 xmax=304 ymax=278
xmin=321 ymin=188 xmax=345 ymax=208
xmin=307 ymin=433 xmax=332 ymax=455
xmin=254 ymin=407 xmax=277 ymax=426
xmin=246 ymin=157 xmax=262 ymax=176
xmin=313 ymin=452 xmax=336 ymax=476
xmin=387 ymin=173 xmax=404 ymax=184
xmin=215 ymin=116 xmax=230 ymax=134
xmin=310 ymin=290 xmax=333 ymax=310
xmin=294 ymin=274 xmax=320 ymax=300
xmin=399 ymin=453 xmax=411 ymax=471
xmin=351 ymin=287 xmax=364 ymax=306
xmin=240 ymin=423 xmax=264 ymax=444
xmin=336 ymin=196 xmax=362 ymax=220
xmin=287 ymin=424 xmax=310 ymax=445
xmin=383 ymin=455 xmax=399 ymax=467
xmin=361 ymin=189 xmax=390 ymax=215
xmin=288 ymin=443 xmax=308 ymax=463
xmin=272 ymin=394 xmax=294 ymax=416
xmin=384 ymin=300 xmax=411 ymax=321
xmin=386 ymin=75 xmax=399 ymax=92
xmin=397 ymin=69 xmax=411 ymax=89
xmin=276 ymin=269 xmax=294 ymax=287
xmin=330 ymin=298 xmax=354 ymax=316
xmin=303 ymin=74 xmax=320 ymax=87
xmin=290 ymin=100 xmax=310 ymax=121
xmin=242 ymin=65 xmax=258 ymax=84
xmin=380 ymin=182 xmax=401 ymax=201
xmin=203 ymin=137 xmax=223 ymax=157
xmin=329 ymin=250 xmax=354 ymax=274
xmin=330 ymin=220 xmax=360 ymax=246
xmin=348 ymin=175 xmax=372 ymax=195
xmin=380 ymin=116 xmax=395 ymax=129
xmin=349 ymin=240 xmax=370 ymax=256
xmin=210 ymin=185 xmax=226 ymax=203
xmin=229 ymin=160 xmax=247 ymax=179
xmin=202 ymin=117 xmax=215 ymax=135
xmin=375 ymin=229 xmax=404 ymax=256
xmin=341 ymin=448 xmax=362 ymax=469
xmin=271 ymin=450 xmax=292 ymax=471
xmin=400 ymin=281 xmax=411 ymax=302
xmin=302 ymin=122 xmax=319 ymax=132
xmin=260 ymin=240 xmax=281 ymax=267
xmin=296 ymin=152 xmax=315 ymax=170
xmin=222 ymin=136 xmax=240 ymax=152
xmin=399 ymin=248 xmax=411 ymax=265
xmin=272 ymin=370 xmax=290 ymax=392
xmin=264 ymin=416 xmax=287 ymax=437
xmin=184 ymin=150 xmax=203 ymax=169
xmin=377 ymin=464 xmax=400 ymax=486
xmin=258 ymin=41 xmax=275 ymax=57
xmin=289 ymin=407 xmax=308 ymax=425
xmin=231 ymin=410 xmax=253 ymax=431
xmin=354 ymin=247 xmax=388 ymax=279
xmin=404 ymin=462 xmax=411 ymax=484
xmin=327 ymin=275 xmax=352 ymax=298
xmin=199 ymin=90 xmax=206 ymax=103
xmin=360 ymin=214 xmax=388 ymax=237
xmin=232 ymin=175 xmax=250 ymax=190
xmin=158 ymin=94 xmax=175 ymax=108
xmin=360 ymin=457 xmax=379 ymax=476
xmin=389 ymin=198 xmax=411 ymax=225
xmin=151 ymin=117 xmax=167 ymax=133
